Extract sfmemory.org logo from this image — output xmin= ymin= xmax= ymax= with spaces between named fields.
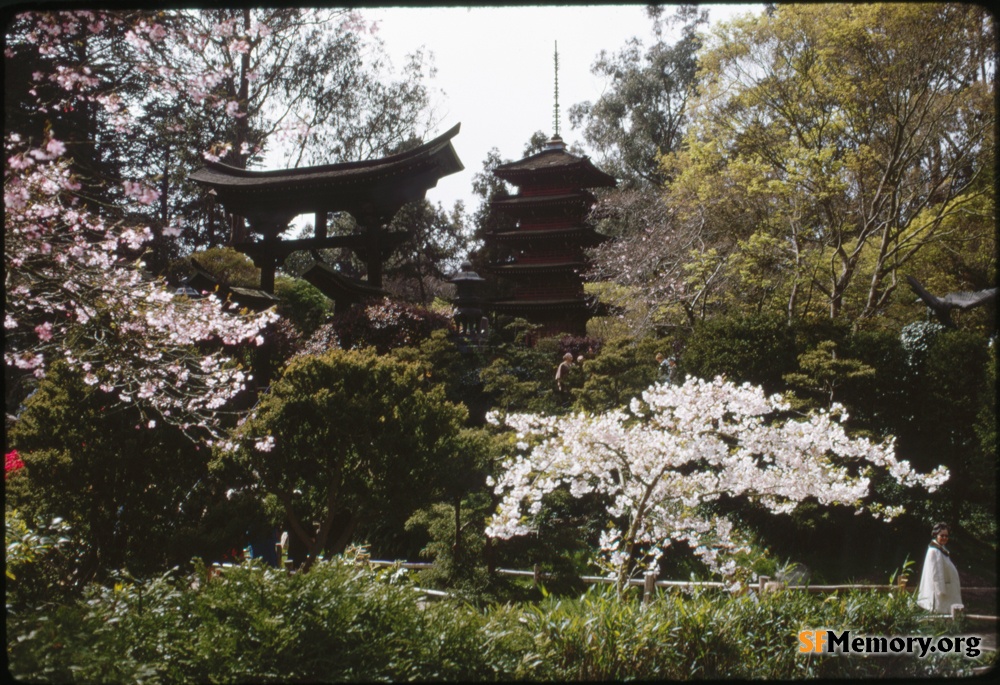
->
xmin=799 ymin=630 xmax=982 ymax=658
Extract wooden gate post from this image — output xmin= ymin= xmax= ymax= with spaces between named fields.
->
xmin=643 ymin=572 xmax=657 ymax=604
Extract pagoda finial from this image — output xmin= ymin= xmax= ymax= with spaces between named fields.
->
xmin=553 ymin=41 xmax=560 ymax=137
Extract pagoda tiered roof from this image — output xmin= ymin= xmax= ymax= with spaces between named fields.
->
xmin=481 ymin=134 xmax=616 ymax=337
xmin=487 ymin=225 xmax=607 ymax=245
xmin=489 ymin=191 xmax=598 ymax=220
xmin=491 ymin=297 xmax=597 ymax=313
xmin=491 ymin=261 xmax=586 ymax=274
xmin=493 ymin=145 xmax=616 ymax=189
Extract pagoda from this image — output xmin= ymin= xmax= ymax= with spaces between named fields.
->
xmin=485 ymin=134 xmax=616 ymax=337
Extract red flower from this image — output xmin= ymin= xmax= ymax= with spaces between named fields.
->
xmin=5 ymin=450 xmax=25 ymax=478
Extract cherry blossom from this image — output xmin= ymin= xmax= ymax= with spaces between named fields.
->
xmin=5 ymin=9 xmax=281 ymax=440
xmin=486 ymin=375 xmax=949 ymax=593
xmin=4 ymin=149 xmax=278 ymax=438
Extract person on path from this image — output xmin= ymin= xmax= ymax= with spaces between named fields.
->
xmin=555 ymin=353 xmax=574 ymax=393
xmin=656 ymin=353 xmax=677 ymax=384
xmin=916 ymin=522 xmax=962 ymax=613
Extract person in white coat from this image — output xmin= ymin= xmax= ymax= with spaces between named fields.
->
xmin=916 ymin=523 xmax=962 ymax=613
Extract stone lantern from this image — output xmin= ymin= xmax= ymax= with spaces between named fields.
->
xmin=450 ymin=261 xmax=487 ymax=336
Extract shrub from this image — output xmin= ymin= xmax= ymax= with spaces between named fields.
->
xmin=273 ymin=276 xmax=332 ymax=336
xmin=7 ymin=362 xmax=212 ymax=580
xmin=5 ymin=509 xmax=82 ymax=611
xmin=683 ymin=312 xmax=797 ymax=392
xmin=6 ymin=558 xmax=992 ymax=682
xmin=220 ymin=348 xmax=470 ymax=568
xmin=331 ymin=298 xmax=451 ymax=353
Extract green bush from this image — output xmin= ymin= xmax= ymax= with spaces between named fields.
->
xmin=7 ymin=362 xmax=215 ymax=580
xmin=5 ymin=509 xmax=82 ymax=611
xmin=220 ymin=347 xmax=471 ymax=567
xmin=274 ymin=276 xmax=332 ymax=336
xmin=572 ymin=335 xmax=662 ymax=412
xmin=683 ymin=312 xmax=798 ymax=392
xmin=8 ymin=556 xmax=992 ymax=682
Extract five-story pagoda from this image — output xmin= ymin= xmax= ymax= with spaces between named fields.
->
xmin=486 ymin=133 xmax=616 ymax=337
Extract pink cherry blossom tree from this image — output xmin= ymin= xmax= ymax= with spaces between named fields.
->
xmin=5 ymin=10 xmax=279 ymax=440
xmin=485 ymin=375 xmax=949 ymax=594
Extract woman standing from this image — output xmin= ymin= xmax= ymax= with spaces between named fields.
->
xmin=916 ymin=523 xmax=962 ymax=613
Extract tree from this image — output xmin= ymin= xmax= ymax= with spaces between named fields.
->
xmin=568 ymin=4 xmax=707 ymax=187
xmin=486 ymin=375 xmax=948 ymax=593
xmin=571 ymin=336 xmax=662 ymax=413
xmin=5 ymin=11 xmax=282 ymax=439
xmin=5 ymin=9 xmax=439 ymax=257
xmin=219 ymin=348 xmax=469 ymax=571
xmin=783 ymin=340 xmax=876 ymax=410
xmin=477 ymin=320 xmax=564 ymax=415
xmin=587 ymin=183 xmax=730 ymax=331
xmin=663 ymin=3 xmax=995 ymax=322
xmin=3 ymin=10 xmax=153 ymax=212
xmin=681 ymin=312 xmax=798 ymax=394
xmin=4 ymin=141 xmax=277 ymax=440
xmin=7 ymin=362 xmax=212 ymax=580
xmin=381 ymin=199 xmax=468 ymax=304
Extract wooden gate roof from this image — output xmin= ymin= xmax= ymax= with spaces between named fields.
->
xmin=190 ymin=123 xmax=463 ymax=225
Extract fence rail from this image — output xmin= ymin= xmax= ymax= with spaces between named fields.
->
xmin=215 ymin=558 xmax=995 ymax=624
xmin=363 ymin=560 xmax=995 ymax=618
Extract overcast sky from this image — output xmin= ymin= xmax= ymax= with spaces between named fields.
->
xmin=357 ymin=4 xmax=763 ymax=215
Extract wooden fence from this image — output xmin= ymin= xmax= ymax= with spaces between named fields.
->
xmin=360 ymin=560 xmax=996 ymax=622
xmin=212 ymin=558 xmax=994 ymax=623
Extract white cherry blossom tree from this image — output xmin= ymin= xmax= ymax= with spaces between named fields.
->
xmin=485 ymin=375 xmax=949 ymax=594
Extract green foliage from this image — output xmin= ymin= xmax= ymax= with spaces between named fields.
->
xmin=7 ymin=561 xmax=990 ymax=682
xmin=974 ymin=342 xmax=996 ymax=486
xmin=273 ymin=276 xmax=331 ymax=336
xmin=383 ymin=199 xmax=468 ymax=304
xmin=171 ymin=246 xmax=261 ymax=288
xmin=655 ymin=3 xmax=995 ymax=325
xmin=683 ymin=312 xmax=797 ymax=392
xmin=838 ymin=327 xmax=911 ymax=436
xmin=782 ymin=340 xmax=876 ymax=410
xmin=220 ymin=348 xmax=471 ymax=566
xmin=568 ymin=4 xmax=708 ymax=187
xmin=572 ymin=336 xmax=662 ymax=412
xmin=915 ymin=330 xmax=994 ymax=514
xmin=391 ymin=329 xmax=489 ymax=421
xmin=5 ymin=510 xmax=81 ymax=611
xmin=7 ymin=362 xmax=213 ymax=580
xmin=404 ymin=495 xmax=504 ymax=602
xmin=478 ymin=320 xmax=564 ymax=414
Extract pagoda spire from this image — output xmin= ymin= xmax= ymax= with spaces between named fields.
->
xmin=553 ymin=41 xmax=560 ymax=137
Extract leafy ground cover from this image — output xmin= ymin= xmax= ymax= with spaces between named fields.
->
xmin=7 ymin=554 xmax=993 ymax=682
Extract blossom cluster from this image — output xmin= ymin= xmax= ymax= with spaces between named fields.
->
xmin=485 ymin=375 xmax=949 ymax=588
xmin=5 ymin=450 xmax=26 ymax=478
xmin=5 ymin=11 xmax=284 ymax=440
xmin=5 ymin=140 xmax=277 ymax=440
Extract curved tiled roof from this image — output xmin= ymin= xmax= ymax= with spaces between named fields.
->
xmin=189 ymin=124 xmax=463 ymax=223
xmin=301 ymin=261 xmax=387 ymax=302
xmin=490 ymin=261 xmax=586 ymax=274
xmin=494 ymin=147 xmax=616 ymax=188
xmin=490 ymin=190 xmax=596 ymax=210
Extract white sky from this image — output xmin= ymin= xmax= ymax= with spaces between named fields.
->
xmin=361 ymin=4 xmax=763 ymax=214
